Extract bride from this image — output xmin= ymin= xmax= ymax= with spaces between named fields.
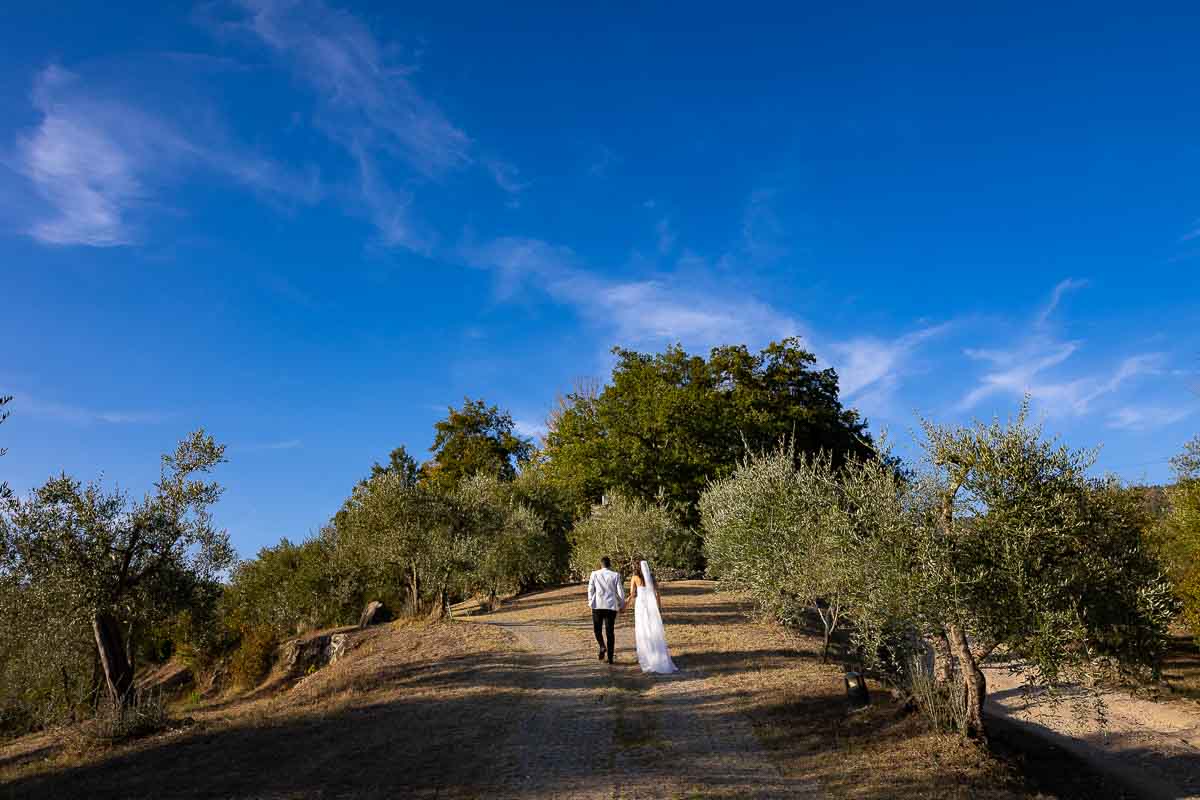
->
xmin=628 ymin=559 xmax=678 ymax=674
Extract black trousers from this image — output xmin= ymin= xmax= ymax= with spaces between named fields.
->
xmin=592 ymin=609 xmax=616 ymax=661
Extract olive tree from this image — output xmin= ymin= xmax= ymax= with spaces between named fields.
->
xmin=0 ymin=430 xmax=234 ymax=707
xmin=336 ymin=472 xmax=456 ymax=617
xmin=701 ymin=446 xmax=861 ymax=662
xmin=568 ymin=491 xmax=690 ymax=578
xmin=700 ymin=404 xmax=1177 ymax=742
xmin=904 ymin=407 xmax=1177 ymax=739
xmin=456 ymin=475 xmax=551 ymax=609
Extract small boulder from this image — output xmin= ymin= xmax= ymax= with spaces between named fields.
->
xmin=358 ymin=600 xmax=389 ymax=629
xmin=328 ymin=633 xmax=350 ymax=665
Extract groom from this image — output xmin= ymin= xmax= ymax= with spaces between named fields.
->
xmin=587 ymin=556 xmax=625 ymax=664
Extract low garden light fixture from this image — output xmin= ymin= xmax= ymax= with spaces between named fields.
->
xmin=845 ymin=671 xmax=870 ymax=709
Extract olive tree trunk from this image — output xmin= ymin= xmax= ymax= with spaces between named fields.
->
xmin=946 ymin=623 xmax=987 ymax=740
xmin=92 ymin=611 xmax=134 ymax=707
xmin=409 ymin=565 xmax=421 ymax=616
xmin=932 ymin=629 xmax=954 ymax=683
xmin=427 ymin=587 xmax=449 ymax=620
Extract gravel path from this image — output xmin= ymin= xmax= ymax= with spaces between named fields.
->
xmin=475 ymin=591 xmax=822 ymax=799
xmin=985 ymin=662 xmax=1200 ymax=800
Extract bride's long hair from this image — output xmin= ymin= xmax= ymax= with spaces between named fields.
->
xmin=636 ymin=558 xmax=656 ymax=589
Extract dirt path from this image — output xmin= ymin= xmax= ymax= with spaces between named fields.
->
xmin=475 ymin=599 xmax=820 ymax=799
xmin=985 ymin=662 xmax=1200 ymax=799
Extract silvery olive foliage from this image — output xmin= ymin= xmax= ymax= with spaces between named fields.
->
xmin=701 ymin=445 xmax=867 ymax=662
xmin=334 ymin=470 xmax=552 ymax=618
xmin=1 ymin=430 xmax=235 ymax=726
xmin=457 ymin=474 xmax=553 ymax=605
xmin=699 ymin=403 xmax=1177 ymax=740
xmin=567 ymin=490 xmax=690 ymax=577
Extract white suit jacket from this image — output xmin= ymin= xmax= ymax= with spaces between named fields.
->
xmin=587 ymin=568 xmax=626 ymax=611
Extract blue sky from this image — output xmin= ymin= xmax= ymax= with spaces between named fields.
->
xmin=3 ymin=1 xmax=1198 ymax=557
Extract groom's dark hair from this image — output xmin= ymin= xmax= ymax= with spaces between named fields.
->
xmin=601 ymin=557 xmax=611 ymax=569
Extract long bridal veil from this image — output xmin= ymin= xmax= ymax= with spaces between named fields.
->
xmin=635 ymin=560 xmax=678 ymax=674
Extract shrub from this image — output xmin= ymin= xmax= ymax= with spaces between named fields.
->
xmin=905 ymin=655 xmax=969 ymax=736
xmin=229 ymin=626 xmax=278 ymax=688
xmin=61 ymin=692 xmax=170 ymax=754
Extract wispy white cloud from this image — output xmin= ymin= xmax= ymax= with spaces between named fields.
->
xmin=958 ymin=280 xmax=1164 ymax=417
xmin=587 ymin=145 xmax=619 ymax=177
xmin=1107 ymin=406 xmax=1192 ymax=431
xmin=232 ymin=0 xmax=470 ymax=177
xmin=461 ymin=235 xmax=800 ymax=350
xmin=739 ymin=188 xmax=789 ymax=264
xmin=1035 ymin=277 xmax=1088 ymax=326
xmin=962 ymin=343 xmax=1163 ymax=417
xmin=654 ymin=217 xmax=676 ymax=255
xmin=350 ymin=143 xmax=431 ymax=253
xmin=484 ymin=158 xmax=528 ymax=198
xmin=239 ymin=438 xmax=303 ymax=451
xmin=14 ymin=393 xmax=170 ymax=425
xmin=228 ymin=0 xmax=519 ymax=245
xmin=513 ymin=419 xmax=548 ymax=441
xmin=829 ymin=324 xmax=951 ymax=401
xmin=14 ymin=64 xmax=317 ymax=247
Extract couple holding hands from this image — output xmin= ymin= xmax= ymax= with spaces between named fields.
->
xmin=586 ymin=557 xmax=678 ymax=674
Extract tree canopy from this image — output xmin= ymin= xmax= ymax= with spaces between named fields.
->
xmin=701 ymin=403 xmax=1177 ymax=740
xmin=1 ymin=430 xmax=234 ymax=706
xmin=422 ymin=398 xmax=534 ymax=488
xmin=543 ymin=338 xmax=874 ymax=523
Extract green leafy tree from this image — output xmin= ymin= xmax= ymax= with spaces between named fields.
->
xmin=336 ymin=473 xmax=454 ymax=617
xmin=422 ymin=398 xmax=534 ymax=489
xmin=221 ymin=537 xmax=345 ymax=637
xmin=0 ymin=430 xmax=234 ymax=707
xmin=506 ymin=462 xmax=576 ymax=580
xmin=544 ymin=339 xmax=874 ymax=531
xmin=367 ymin=445 xmax=421 ymax=486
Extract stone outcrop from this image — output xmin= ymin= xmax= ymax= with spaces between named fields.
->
xmin=279 ymin=630 xmax=354 ymax=680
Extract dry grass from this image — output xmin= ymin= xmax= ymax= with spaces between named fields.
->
xmin=0 ymin=619 xmax=530 ymax=799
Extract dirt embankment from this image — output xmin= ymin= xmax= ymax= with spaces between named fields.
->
xmin=985 ymin=662 xmax=1200 ymax=800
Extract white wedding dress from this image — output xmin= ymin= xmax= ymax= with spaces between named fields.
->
xmin=634 ymin=560 xmax=678 ymax=674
